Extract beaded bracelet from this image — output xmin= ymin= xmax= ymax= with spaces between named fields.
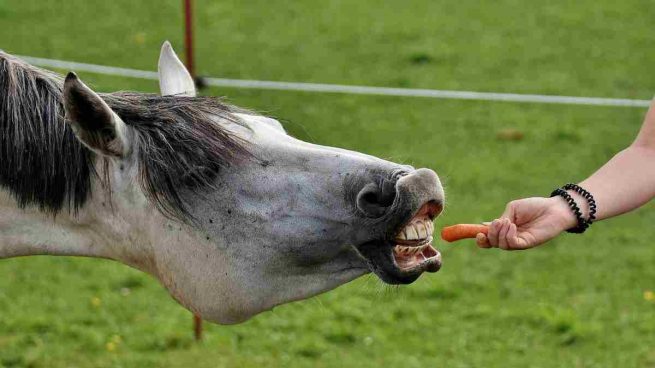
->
xmin=550 ymin=184 xmax=597 ymax=234
xmin=563 ymin=183 xmax=597 ymax=224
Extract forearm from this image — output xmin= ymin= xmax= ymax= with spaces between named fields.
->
xmin=576 ymin=145 xmax=655 ymax=221
xmin=483 ymin=104 xmax=655 ymax=250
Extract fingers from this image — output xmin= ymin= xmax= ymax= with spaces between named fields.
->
xmin=497 ymin=219 xmax=511 ymax=250
xmin=487 ymin=219 xmax=501 ymax=246
xmin=476 ymin=233 xmax=491 ymax=248
xmin=506 ymin=222 xmax=519 ymax=249
xmin=479 ymin=218 xmax=516 ymax=250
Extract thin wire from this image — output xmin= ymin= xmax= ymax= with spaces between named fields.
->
xmin=17 ymin=55 xmax=652 ymax=108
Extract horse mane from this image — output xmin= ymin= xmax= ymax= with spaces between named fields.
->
xmin=0 ymin=51 xmax=249 ymax=221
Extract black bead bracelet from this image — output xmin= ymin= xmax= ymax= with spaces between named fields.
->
xmin=563 ymin=183 xmax=597 ymax=224
xmin=550 ymin=184 xmax=597 ymax=234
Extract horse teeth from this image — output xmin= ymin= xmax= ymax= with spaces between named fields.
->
xmin=395 ymin=217 xmax=436 ymax=242
xmin=417 ymin=223 xmax=427 ymax=239
xmin=407 ymin=226 xmax=419 ymax=240
xmin=394 ymin=243 xmax=430 ymax=256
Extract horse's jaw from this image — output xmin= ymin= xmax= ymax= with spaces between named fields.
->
xmin=147 ymin=223 xmax=371 ymax=324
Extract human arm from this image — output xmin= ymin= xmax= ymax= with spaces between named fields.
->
xmin=478 ymin=101 xmax=655 ymax=250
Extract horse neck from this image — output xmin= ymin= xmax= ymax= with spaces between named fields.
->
xmin=0 ymin=187 xmax=155 ymax=272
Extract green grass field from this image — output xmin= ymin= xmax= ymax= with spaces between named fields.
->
xmin=1 ymin=0 xmax=655 ymax=367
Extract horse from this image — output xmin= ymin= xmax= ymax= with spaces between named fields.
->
xmin=0 ymin=42 xmax=444 ymax=324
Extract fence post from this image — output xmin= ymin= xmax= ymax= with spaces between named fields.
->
xmin=183 ymin=0 xmax=203 ymax=342
xmin=183 ymin=0 xmax=195 ymax=79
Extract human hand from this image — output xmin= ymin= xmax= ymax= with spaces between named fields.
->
xmin=476 ymin=197 xmax=577 ymax=250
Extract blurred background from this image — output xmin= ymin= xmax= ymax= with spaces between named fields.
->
xmin=1 ymin=0 xmax=655 ymax=367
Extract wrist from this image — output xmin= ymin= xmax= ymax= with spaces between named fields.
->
xmin=568 ymin=190 xmax=590 ymax=217
xmin=548 ymin=196 xmax=579 ymax=231
xmin=548 ymin=188 xmax=593 ymax=232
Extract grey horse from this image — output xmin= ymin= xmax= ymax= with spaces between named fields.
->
xmin=0 ymin=43 xmax=444 ymax=324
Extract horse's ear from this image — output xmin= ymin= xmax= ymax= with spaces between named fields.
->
xmin=63 ymin=72 xmax=132 ymax=158
xmin=158 ymin=41 xmax=196 ymax=97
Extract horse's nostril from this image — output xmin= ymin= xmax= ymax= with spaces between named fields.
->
xmin=356 ymin=182 xmax=397 ymax=218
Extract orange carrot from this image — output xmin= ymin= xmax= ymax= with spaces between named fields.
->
xmin=441 ymin=224 xmax=489 ymax=243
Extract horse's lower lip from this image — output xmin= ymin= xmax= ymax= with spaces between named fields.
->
xmin=364 ymin=243 xmax=441 ymax=284
xmin=355 ymin=240 xmax=442 ymax=284
xmin=392 ymin=241 xmax=441 ymax=273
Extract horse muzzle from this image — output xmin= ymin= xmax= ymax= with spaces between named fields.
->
xmin=354 ymin=168 xmax=445 ymax=284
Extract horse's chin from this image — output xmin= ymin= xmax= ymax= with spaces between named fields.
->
xmin=355 ymin=202 xmax=442 ymax=285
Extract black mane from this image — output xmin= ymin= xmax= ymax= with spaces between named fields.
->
xmin=0 ymin=51 xmax=249 ymax=220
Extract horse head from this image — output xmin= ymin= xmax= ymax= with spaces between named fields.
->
xmin=0 ymin=44 xmax=444 ymax=324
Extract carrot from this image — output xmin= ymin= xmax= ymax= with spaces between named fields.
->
xmin=441 ymin=224 xmax=489 ymax=243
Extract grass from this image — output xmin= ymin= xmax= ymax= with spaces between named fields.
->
xmin=1 ymin=0 xmax=655 ymax=367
